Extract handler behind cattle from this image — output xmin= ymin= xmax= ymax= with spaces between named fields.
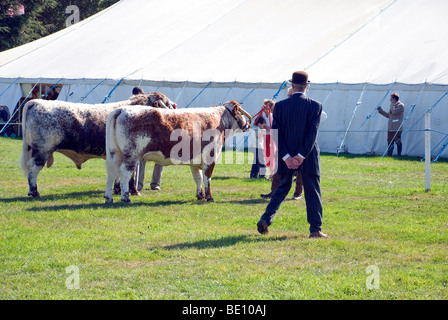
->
xmin=104 ymin=101 xmax=252 ymax=204
xmin=20 ymin=90 xmax=175 ymax=198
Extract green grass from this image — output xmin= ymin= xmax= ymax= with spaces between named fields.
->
xmin=1 ymin=136 xmax=447 ymax=299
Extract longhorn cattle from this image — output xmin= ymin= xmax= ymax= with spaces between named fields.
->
xmin=104 ymin=101 xmax=252 ymax=203
xmin=20 ymin=92 xmax=176 ymax=197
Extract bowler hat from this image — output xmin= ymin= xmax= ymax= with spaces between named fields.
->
xmin=289 ymin=71 xmax=310 ymax=85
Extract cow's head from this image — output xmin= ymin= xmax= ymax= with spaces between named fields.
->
xmin=129 ymin=92 xmax=177 ymax=109
xmin=223 ymin=100 xmax=252 ymax=132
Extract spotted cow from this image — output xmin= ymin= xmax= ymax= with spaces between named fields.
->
xmin=20 ymin=92 xmax=176 ymax=197
xmin=104 ymin=101 xmax=252 ymax=203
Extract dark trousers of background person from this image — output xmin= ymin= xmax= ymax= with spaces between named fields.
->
xmin=260 ymin=169 xmax=323 ymax=233
xmin=250 ymin=147 xmax=266 ymax=178
xmin=137 ymin=161 xmax=163 ymax=191
xmin=387 ymin=130 xmax=402 ymax=156
xmin=264 ymin=171 xmax=303 ymax=198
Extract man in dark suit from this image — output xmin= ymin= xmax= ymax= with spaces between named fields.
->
xmin=257 ymin=71 xmax=328 ymax=238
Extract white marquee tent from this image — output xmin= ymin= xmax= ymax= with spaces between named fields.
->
xmin=1 ymin=0 xmax=448 ymax=158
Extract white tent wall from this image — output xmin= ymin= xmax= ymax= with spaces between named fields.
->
xmin=308 ymin=83 xmax=448 ymax=158
xmin=0 ymin=82 xmax=22 ymax=114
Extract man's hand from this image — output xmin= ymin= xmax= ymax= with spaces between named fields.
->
xmin=285 ymin=157 xmax=300 ymax=169
xmin=293 ymin=155 xmax=304 ymax=166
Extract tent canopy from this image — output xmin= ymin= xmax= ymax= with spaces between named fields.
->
xmin=1 ymin=0 xmax=448 ymax=158
xmin=2 ymin=0 xmax=447 ymax=84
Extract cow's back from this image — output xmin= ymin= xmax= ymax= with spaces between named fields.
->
xmin=114 ymin=106 xmax=225 ymax=163
xmin=25 ymin=100 xmax=123 ymax=156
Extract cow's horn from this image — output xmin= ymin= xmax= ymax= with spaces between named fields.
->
xmin=158 ymin=100 xmax=167 ymax=108
xmin=239 ymin=108 xmax=252 ymax=122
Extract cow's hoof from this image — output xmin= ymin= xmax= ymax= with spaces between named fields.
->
xmin=121 ymin=198 xmax=131 ymax=203
xmin=28 ymin=191 xmax=40 ymax=198
xmin=206 ymin=197 xmax=215 ymax=203
xmin=196 ymin=191 xmax=205 ymax=200
xmin=104 ymin=196 xmax=113 ymax=204
xmin=130 ymin=190 xmax=140 ymax=196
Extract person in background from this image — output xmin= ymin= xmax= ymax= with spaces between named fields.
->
xmin=0 ymin=104 xmax=13 ymax=137
xmin=377 ymin=92 xmax=404 ymax=157
xmin=261 ymin=99 xmax=276 ymax=178
xmin=249 ymin=117 xmax=267 ymax=179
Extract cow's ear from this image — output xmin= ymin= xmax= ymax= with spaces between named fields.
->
xmin=233 ymin=105 xmax=239 ymax=116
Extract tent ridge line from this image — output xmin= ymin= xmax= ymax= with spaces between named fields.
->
xmin=304 ymin=0 xmax=399 ymax=72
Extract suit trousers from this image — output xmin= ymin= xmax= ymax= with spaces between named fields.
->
xmin=387 ymin=131 xmax=402 ymax=156
xmin=137 ymin=161 xmax=163 ymax=191
xmin=261 ymin=169 xmax=323 ymax=233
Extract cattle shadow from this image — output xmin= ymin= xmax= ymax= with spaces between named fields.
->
xmin=24 ymin=198 xmax=192 ymax=212
xmin=219 ymin=198 xmax=268 ymax=205
xmin=0 ymin=190 xmax=105 ymax=203
xmin=149 ymin=234 xmax=296 ymax=251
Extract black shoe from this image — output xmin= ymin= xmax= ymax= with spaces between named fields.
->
xmin=257 ymin=219 xmax=269 ymax=234
xmin=260 ymin=192 xmax=272 ymax=199
xmin=309 ymin=231 xmax=329 ymax=238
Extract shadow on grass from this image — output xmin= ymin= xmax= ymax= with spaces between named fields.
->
xmin=0 ymin=190 xmax=105 ymax=203
xmin=219 ymin=198 xmax=268 ymax=205
xmin=24 ymin=199 xmax=194 ymax=212
xmin=151 ymin=234 xmax=297 ymax=251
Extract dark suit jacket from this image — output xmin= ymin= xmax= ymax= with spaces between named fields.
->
xmin=272 ymin=92 xmax=322 ymax=176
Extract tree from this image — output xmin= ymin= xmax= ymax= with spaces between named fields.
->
xmin=0 ymin=0 xmax=119 ymax=52
xmin=1 ymin=1 xmax=58 ymax=51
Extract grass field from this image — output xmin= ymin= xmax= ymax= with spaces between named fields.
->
xmin=1 ymin=136 xmax=447 ymax=300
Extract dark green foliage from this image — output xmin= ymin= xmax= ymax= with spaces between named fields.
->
xmin=0 ymin=0 xmax=119 ymax=52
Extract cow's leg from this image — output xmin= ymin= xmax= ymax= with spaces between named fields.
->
xmin=114 ymin=178 xmax=139 ymax=196
xmin=129 ymin=170 xmax=140 ymax=196
xmin=113 ymin=179 xmax=121 ymax=194
xmin=27 ymin=162 xmax=43 ymax=198
xmin=190 ymin=166 xmax=204 ymax=200
xmin=203 ymin=162 xmax=216 ymax=202
xmin=104 ymin=154 xmax=121 ymax=204
xmin=26 ymin=150 xmax=50 ymax=198
xmin=104 ymin=170 xmax=117 ymax=204
xmin=119 ymin=160 xmax=137 ymax=203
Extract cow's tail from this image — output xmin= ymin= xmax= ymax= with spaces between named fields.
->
xmin=105 ymin=108 xmax=123 ymax=169
xmin=104 ymin=109 xmax=124 ymax=202
xmin=19 ymin=100 xmax=35 ymax=178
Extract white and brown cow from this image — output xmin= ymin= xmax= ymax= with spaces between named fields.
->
xmin=20 ymin=92 xmax=176 ymax=197
xmin=104 ymin=100 xmax=252 ymax=204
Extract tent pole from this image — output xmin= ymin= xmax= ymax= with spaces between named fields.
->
xmin=77 ymin=79 xmax=106 ymax=102
xmin=102 ymin=78 xmax=123 ymax=104
xmin=359 ymin=82 xmax=396 ymax=130
xmin=184 ymin=81 xmax=212 ymax=108
xmin=425 ymin=113 xmax=431 ymax=192
xmin=0 ymin=77 xmax=20 ymax=98
xmin=337 ymin=83 xmax=367 ymax=155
